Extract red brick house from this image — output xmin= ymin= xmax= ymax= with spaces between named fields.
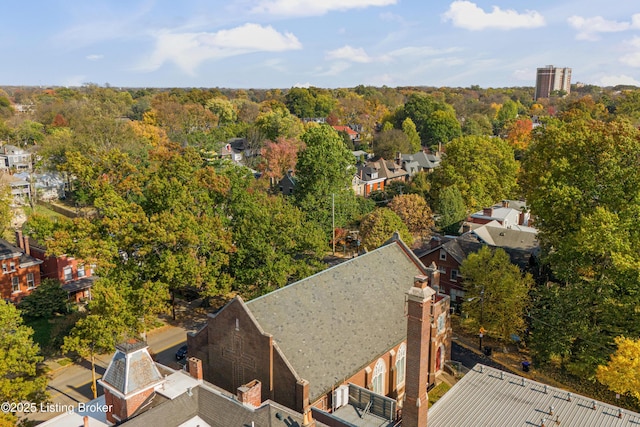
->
xmin=0 ymin=236 xmax=42 ymax=303
xmin=188 ymin=235 xmax=451 ymax=425
xmin=25 ymin=234 xmax=96 ymax=302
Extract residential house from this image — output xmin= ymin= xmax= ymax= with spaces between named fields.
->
xmin=0 ymin=236 xmax=42 ymax=303
xmin=218 ymin=143 xmax=244 ymax=163
xmin=416 ymin=222 xmax=539 ymax=309
xmin=354 ymin=157 xmax=409 ymax=197
xmin=14 ymin=171 xmax=65 ymax=201
xmin=188 ymin=235 xmax=452 ymax=426
xmin=465 ymin=200 xmax=532 ymax=229
xmin=0 ymin=173 xmax=30 ymax=204
xmin=332 ymin=125 xmax=361 ymax=143
xmin=0 ymin=144 xmax=32 ymax=172
xmin=27 ymin=235 xmax=96 ymax=303
xmin=402 ymin=151 xmax=441 ymax=173
xmin=275 ymin=171 xmax=297 ymax=196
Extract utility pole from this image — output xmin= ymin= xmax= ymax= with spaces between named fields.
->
xmin=332 ymin=193 xmax=335 ymax=255
xmin=479 ymin=287 xmax=485 ymax=351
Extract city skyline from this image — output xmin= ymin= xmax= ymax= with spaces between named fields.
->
xmin=2 ymin=0 xmax=640 ymax=89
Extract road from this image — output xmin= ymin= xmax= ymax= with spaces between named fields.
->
xmin=25 ymin=321 xmax=201 ymax=424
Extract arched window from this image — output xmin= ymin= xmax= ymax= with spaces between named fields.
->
xmin=372 ymin=358 xmax=386 ymax=395
xmin=395 ymin=343 xmax=406 ymax=386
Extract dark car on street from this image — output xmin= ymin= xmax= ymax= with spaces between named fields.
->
xmin=175 ymin=344 xmax=188 ymax=360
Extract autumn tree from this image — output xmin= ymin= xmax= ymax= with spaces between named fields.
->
xmin=0 ymin=301 xmax=47 ymax=424
xmin=259 ymin=137 xmax=302 ymax=182
xmin=387 ymin=194 xmax=434 ymax=239
xmin=596 ymin=336 xmax=640 ymax=401
xmin=505 ymin=118 xmax=533 ymax=154
xmin=63 ymin=313 xmax=128 ymax=399
xmin=522 ymin=118 xmax=640 ymax=375
xmin=429 ymin=135 xmax=518 ymax=210
xmin=359 ymin=208 xmax=413 ymax=250
xmin=460 ymin=247 xmax=532 ymax=342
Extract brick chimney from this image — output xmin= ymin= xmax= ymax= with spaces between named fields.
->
xmin=23 ymin=235 xmax=30 ymax=255
xmin=403 ymin=275 xmax=436 ymax=427
xmin=15 ymin=230 xmax=23 ymax=250
xmin=237 ymin=380 xmax=262 ymax=408
xmin=482 ymin=207 xmax=493 ymax=217
xmin=188 ymin=357 xmax=203 ymax=381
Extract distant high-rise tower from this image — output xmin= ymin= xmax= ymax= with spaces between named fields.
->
xmin=535 ymin=65 xmax=572 ymax=100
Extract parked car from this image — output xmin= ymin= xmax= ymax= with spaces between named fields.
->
xmin=175 ymin=344 xmax=188 ymax=360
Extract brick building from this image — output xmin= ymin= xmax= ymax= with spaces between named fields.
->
xmin=0 ymin=236 xmax=42 ymax=303
xmin=188 ymin=235 xmax=451 ymax=425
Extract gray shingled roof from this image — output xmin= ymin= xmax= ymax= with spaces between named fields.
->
xmin=101 ymin=343 xmax=163 ymax=395
xmin=429 ymin=364 xmax=640 ymax=427
xmin=246 ymin=240 xmax=426 ymax=401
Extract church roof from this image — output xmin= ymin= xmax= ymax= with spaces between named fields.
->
xmin=246 ymin=239 xmax=427 ymax=401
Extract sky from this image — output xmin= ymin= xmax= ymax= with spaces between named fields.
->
xmin=2 ymin=0 xmax=640 ymax=89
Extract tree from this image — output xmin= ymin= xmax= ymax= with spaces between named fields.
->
xmin=63 ymin=314 xmax=127 ymax=399
xmin=435 ymin=185 xmax=466 ymax=234
xmin=227 ymin=191 xmax=326 ymax=297
xmin=596 ymin=336 xmax=640 ymax=401
xmin=259 ymin=137 xmax=302 ymax=182
xmin=373 ymin=129 xmax=411 ymax=160
xmin=402 ymin=117 xmax=422 ymax=152
xmin=359 ymin=208 xmax=413 ymax=250
xmin=295 ymin=125 xmax=356 ymax=237
xmin=387 ymin=194 xmax=434 ymax=238
xmin=0 ymin=184 xmax=11 ymax=237
xmin=423 ymin=109 xmax=462 ymax=148
xmin=206 ymin=97 xmax=238 ymax=125
xmin=522 ymin=118 xmax=640 ymax=375
xmin=429 ymin=135 xmax=518 ymax=210
xmin=17 ymin=279 xmax=68 ymax=319
xmin=460 ymin=246 xmax=532 ymax=342
xmin=0 ymin=300 xmax=47 ymax=423
xmin=505 ymin=118 xmax=533 ymax=155
xmin=398 ymin=93 xmax=461 ymax=148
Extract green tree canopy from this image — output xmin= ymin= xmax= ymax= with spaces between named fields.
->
xmin=429 ymin=135 xmax=518 ymax=210
xmin=0 ymin=300 xmax=47 ymax=407
xmin=460 ymin=246 xmax=532 ymax=342
xmin=17 ymin=279 xmax=69 ymax=319
xmin=373 ymin=129 xmax=411 ymax=160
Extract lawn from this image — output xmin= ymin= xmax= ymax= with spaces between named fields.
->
xmin=25 ymin=317 xmax=55 ymax=351
xmin=428 ymin=382 xmax=451 ymax=406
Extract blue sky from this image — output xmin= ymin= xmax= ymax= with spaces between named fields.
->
xmin=2 ymin=0 xmax=640 ymax=88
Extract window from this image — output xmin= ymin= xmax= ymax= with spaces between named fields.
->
xmin=438 ymin=266 xmax=446 ymax=275
xmin=26 ymin=273 xmax=35 ymax=289
xmin=372 ymin=358 xmax=386 ymax=395
xmin=396 ymin=344 xmax=406 ymax=386
xmin=12 ymin=276 xmax=20 ymax=293
xmin=439 ymin=249 xmax=447 ymax=261
xmin=77 ymin=265 xmax=86 ymax=278
xmin=451 ymin=269 xmax=459 ymax=282
xmin=9 ymin=261 xmax=15 ymax=272
xmin=1 ymin=263 xmax=6 ymax=273
xmin=63 ymin=266 xmax=73 ymax=282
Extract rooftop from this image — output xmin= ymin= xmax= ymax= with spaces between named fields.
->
xmin=428 ymin=364 xmax=640 ymax=427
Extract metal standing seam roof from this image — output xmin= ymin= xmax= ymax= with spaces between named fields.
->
xmin=428 ymin=364 xmax=640 ymax=427
xmin=246 ymin=240 xmax=427 ymax=402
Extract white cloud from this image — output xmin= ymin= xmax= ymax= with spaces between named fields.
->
xmin=619 ymin=36 xmax=640 ymax=67
xmin=326 ymin=46 xmax=373 ymax=63
xmin=597 ymin=74 xmax=640 ymax=87
xmin=316 ymin=61 xmax=352 ymax=76
xmin=139 ymin=23 xmax=302 ymax=74
xmin=251 ymin=0 xmax=396 ymax=17
xmin=86 ymin=54 xmax=103 ymax=61
xmin=567 ymin=15 xmax=635 ymax=41
xmin=442 ymin=1 xmax=545 ymax=30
